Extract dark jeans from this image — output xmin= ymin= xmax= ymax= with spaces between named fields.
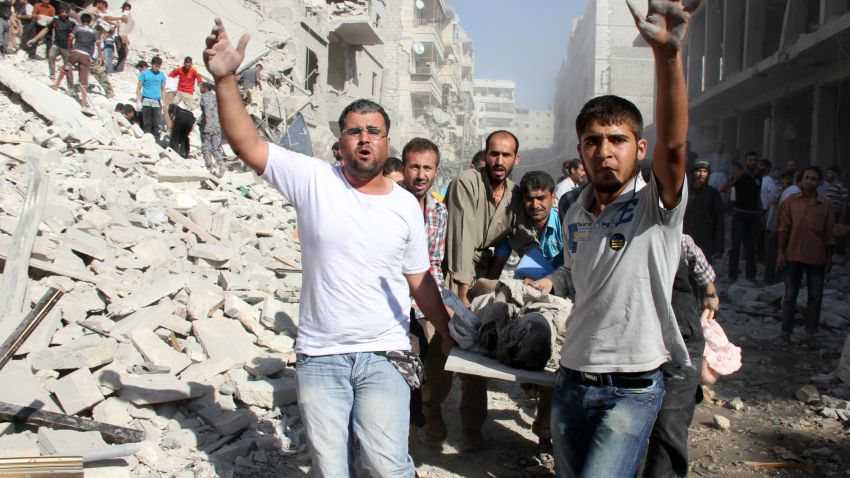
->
xmin=141 ymin=105 xmax=161 ymax=142
xmin=642 ymin=352 xmax=703 ymax=478
xmin=764 ymin=231 xmax=778 ymax=283
xmin=115 ymin=37 xmax=128 ymax=72
xmin=729 ymin=211 xmax=759 ymax=280
xmin=781 ymin=262 xmax=826 ymax=334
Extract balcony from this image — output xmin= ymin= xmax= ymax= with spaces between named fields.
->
xmin=412 ymin=26 xmax=444 ymax=62
xmin=410 ymin=67 xmax=441 ymax=104
xmin=329 ymin=1 xmax=383 ymax=45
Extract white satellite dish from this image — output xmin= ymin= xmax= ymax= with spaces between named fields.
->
xmin=412 ymin=41 xmax=425 ymax=55
xmin=415 ymin=0 xmax=425 ymax=10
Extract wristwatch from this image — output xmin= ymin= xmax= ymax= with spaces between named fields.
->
xmin=705 ymin=291 xmax=718 ymax=298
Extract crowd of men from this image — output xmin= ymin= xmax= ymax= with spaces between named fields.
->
xmin=199 ymin=1 xmax=737 ymax=477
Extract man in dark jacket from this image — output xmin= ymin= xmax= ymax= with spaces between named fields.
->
xmin=684 ymin=161 xmax=725 ymax=261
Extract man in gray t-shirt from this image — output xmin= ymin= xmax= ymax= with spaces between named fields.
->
xmin=238 ymin=63 xmax=262 ymax=104
xmin=525 ymin=1 xmax=697 ymax=476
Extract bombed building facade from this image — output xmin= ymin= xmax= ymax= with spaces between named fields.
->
xmin=684 ymin=0 xmax=850 ymax=169
xmin=552 ymin=0 xmax=656 ymax=163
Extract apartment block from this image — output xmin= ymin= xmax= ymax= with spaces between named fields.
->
xmin=553 ymin=0 xmax=655 ymax=162
xmin=684 ymin=0 xmax=850 ymax=169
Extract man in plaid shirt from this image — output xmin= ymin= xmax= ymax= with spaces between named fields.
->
xmin=400 ymin=137 xmax=447 ymax=449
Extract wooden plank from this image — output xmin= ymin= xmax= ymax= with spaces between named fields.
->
xmin=444 ymin=347 xmax=556 ymax=386
xmin=0 ymin=249 xmax=98 ymax=284
xmin=165 ymin=208 xmax=218 ymax=244
xmin=272 ymin=255 xmax=302 ymax=271
xmin=0 ymin=401 xmax=146 ymax=444
xmin=0 ymin=456 xmax=83 ymax=476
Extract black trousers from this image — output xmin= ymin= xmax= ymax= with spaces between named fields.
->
xmin=781 ymin=262 xmax=826 ymax=334
xmin=729 ymin=211 xmax=759 ymax=280
xmin=169 ymin=109 xmax=195 ymax=158
xmin=642 ymin=351 xmax=703 ymax=478
xmin=141 ymin=105 xmax=161 ymax=142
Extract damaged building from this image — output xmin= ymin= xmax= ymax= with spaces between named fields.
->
xmin=684 ymin=0 xmax=850 ymax=168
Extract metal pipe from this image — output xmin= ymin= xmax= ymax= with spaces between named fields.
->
xmin=0 ymin=288 xmax=63 ymax=371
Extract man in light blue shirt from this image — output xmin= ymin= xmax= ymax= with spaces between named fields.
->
xmin=493 ymin=170 xmax=563 ymax=279
xmin=136 ymin=56 xmax=166 ymax=141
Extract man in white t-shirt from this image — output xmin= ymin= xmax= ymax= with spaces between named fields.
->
xmin=553 ymin=157 xmax=585 ymax=201
xmin=204 ymin=19 xmax=455 ymax=477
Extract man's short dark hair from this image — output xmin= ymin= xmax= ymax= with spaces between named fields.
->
xmin=338 ymin=99 xmax=391 ymax=134
xmin=760 ymin=158 xmax=772 ymax=170
xmin=114 ymin=103 xmax=124 ymax=112
xmin=803 ymin=165 xmax=822 ymax=180
xmin=828 ymin=165 xmax=841 ymax=176
xmin=121 ymin=103 xmax=136 ymax=115
xmin=781 ymin=169 xmax=796 ymax=181
xmin=184 ymin=56 xmax=192 ymax=63
xmin=151 ymin=56 xmax=163 ymax=66
xmin=255 ymin=64 xmax=263 ymax=69
xmin=58 ymin=4 xmax=69 ymax=12
xmin=576 ymin=95 xmax=643 ymax=140
xmin=331 ymin=141 xmax=339 ymax=150
xmin=201 ymin=82 xmax=213 ymax=91
xmin=471 ymin=150 xmax=485 ymax=166
xmin=485 ymin=130 xmax=519 ymax=154
xmin=566 ymin=158 xmax=581 ymax=171
xmin=795 ymin=170 xmax=805 ymax=183
xmin=519 ymin=170 xmax=555 ymax=195
xmin=402 ymin=137 xmax=440 ymax=166
xmin=383 ymin=157 xmax=402 ymax=175
xmin=745 ymin=151 xmax=758 ymax=159
xmin=135 ymin=60 xmax=148 ymax=69
xmin=121 ymin=2 xmax=131 ymax=10
xmin=80 ymin=13 xmax=92 ymax=23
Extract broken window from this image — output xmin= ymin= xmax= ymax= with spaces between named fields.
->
xmin=305 ymin=48 xmax=319 ymax=94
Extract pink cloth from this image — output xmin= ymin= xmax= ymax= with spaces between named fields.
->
xmin=701 ymin=310 xmax=742 ymax=384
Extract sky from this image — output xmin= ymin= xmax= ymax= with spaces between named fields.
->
xmin=450 ymin=0 xmax=587 ymax=110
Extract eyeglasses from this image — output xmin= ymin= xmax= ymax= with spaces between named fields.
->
xmin=341 ymin=126 xmax=386 ymax=140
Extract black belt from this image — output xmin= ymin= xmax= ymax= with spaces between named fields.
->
xmin=568 ymin=368 xmax=657 ymax=388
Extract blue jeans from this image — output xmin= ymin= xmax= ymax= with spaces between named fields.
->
xmin=551 ymin=367 xmax=665 ymax=477
xmin=103 ymin=46 xmax=114 ymax=73
xmin=296 ymin=352 xmax=415 ymax=478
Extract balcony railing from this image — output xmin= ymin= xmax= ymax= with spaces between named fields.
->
xmin=414 ymin=17 xmax=445 ymax=26
xmin=413 ymin=63 xmax=435 ymax=75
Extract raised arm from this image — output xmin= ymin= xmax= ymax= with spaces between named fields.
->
xmin=203 ymin=18 xmax=268 ymax=174
xmin=628 ymin=0 xmax=700 ymax=208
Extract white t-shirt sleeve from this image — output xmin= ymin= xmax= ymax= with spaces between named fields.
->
xmin=401 ymin=201 xmax=430 ymax=275
xmin=261 ymin=143 xmax=328 ymax=208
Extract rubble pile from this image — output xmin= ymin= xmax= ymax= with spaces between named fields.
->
xmin=0 ymin=54 xmax=312 ymax=478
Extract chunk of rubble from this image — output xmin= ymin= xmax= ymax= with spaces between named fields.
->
xmin=30 ymin=338 xmax=118 ymax=371
xmin=795 ymin=384 xmax=820 ymax=403
xmin=49 ymin=368 xmax=105 ymax=415
xmin=120 ymin=375 xmax=211 ymax=405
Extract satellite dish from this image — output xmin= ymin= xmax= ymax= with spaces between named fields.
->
xmin=415 ymin=0 xmax=425 ymax=10
xmin=412 ymin=41 xmax=425 ymax=55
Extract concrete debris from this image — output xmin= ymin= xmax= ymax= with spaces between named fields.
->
xmin=713 ymin=415 xmax=731 ymax=431
xmin=119 ymin=375 xmax=211 ymax=406
xmin=796 ymin=385 xmax=820 ymax=404
xmin=49 ymin=368 xmax=105 ymax=415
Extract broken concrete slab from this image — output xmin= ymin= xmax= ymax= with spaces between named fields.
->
xmin=180 ymin=357 xmax=240 ymax=383
xmin=234 ymin=376 xmax=297 ymax=409
xmin=259 ymin=297 xmax=298 ymax=336
xmin=218 ymin=271 xmax=250 ymax=291
xmin=257 ymin=334 xmax=294 ymax=354
xmin=211 ymin=409 xmax=256 ymax=436
xmin=187 ymin=289 xmax=224 ymax=321
xmin=110 ymin=302 xmax=175 ymax=339
xmin=120 ymin=375 xmax=211 ymax=405
xmin=244 ymin=355 xmax=287 ymax=377
xmin=188 ymin=244 xmax=233 ymax=264
xmin=0 ymin=431 xmax=40 ymax=458
xmin=92 ymin=397 xmax=132 ymax=428
xmin=107 ymin=274 xmax=185 ymax=317
xmin=130 ymin=329 xmax=191 ymax=374
xmin=30 ymin=338 xmax=117 ymax=371
xmin=193 ymin=317 xmax=262 ymax=364
xmin=37 ymin=428 xmax=107 ymax=455
xmin=63 ymin=228 xmax=110 ymax=261
xmin=49 ymin=368 xmax=105 ymax=415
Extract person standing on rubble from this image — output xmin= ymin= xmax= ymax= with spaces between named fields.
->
xmin=51 ymin=12 xmax=98 ymax=108
xmin=136 ymin=56 xmax=166 ymax=142
xmin=169 ymin=56 xmax=203 ymax=111
xmin=423 ymin=129 xmax=535 ymax=453
xmin=203 ymin=19 xmax=456 ymax=477
xmin=399 ymin=137 xmax=447 ymax=452
xmin=525 ymin=1 xmax=697 ymax=475
xmin=199 ymin=82 xmax=223 ymax=176
xmin=777 ymin=166 xmax=835 ymax=345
